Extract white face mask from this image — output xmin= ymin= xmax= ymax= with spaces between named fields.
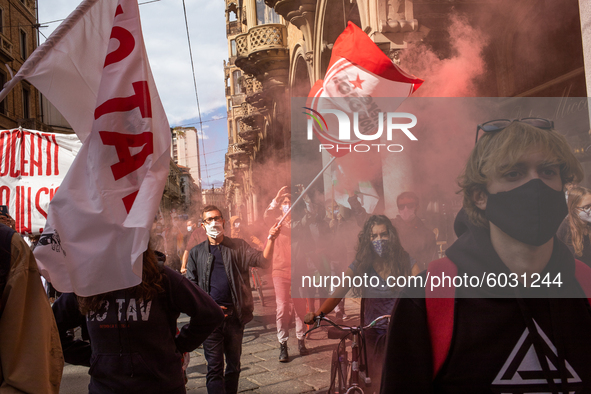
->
xmin=187 ymin=226 xmax=193 ymax=232
xmin=399 ymin=207 xmax=416 ymax=222
xmin=204 ymin=221 xmax=224 ymax=239
xmin=579 ymin=209 xmax=591 ymax=223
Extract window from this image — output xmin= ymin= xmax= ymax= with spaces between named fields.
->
xmin=231 ymin=40 xmax=237 ymax=57
xmin=232 ymin=70 xmax=242 ymax=94
xmin=20 ymin=30 xmax=26 ymax=59
xmin=256 ymin=0 xmax=280 ymax=25
xmin=229 ymin=10 xmax=237 ymax=22
xmin=22 ymin=85 xmax=30 ymax=119
xmin=0 ymin=8 xmax=4 ymax=34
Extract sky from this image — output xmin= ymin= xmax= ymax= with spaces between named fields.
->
xmin=37 ymin=0 xmax=230 ymax=188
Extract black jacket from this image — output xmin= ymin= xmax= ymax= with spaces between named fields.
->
xmin=381 ymin=210 xmax=591 ymax=394
xmin=53 ymin=267 xmax=224 ymax=394
xmin=186 ymin=236 xmax=270 ymax=325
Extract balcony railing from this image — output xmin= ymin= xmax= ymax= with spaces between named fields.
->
xmin=248 ymin=24 xmax=287 ymax=52
xmin=235 ymin=24 xmax=287 ymax=60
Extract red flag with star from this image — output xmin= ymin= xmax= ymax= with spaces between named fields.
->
xmin=307 ymin=22 xmax=423 ymax=157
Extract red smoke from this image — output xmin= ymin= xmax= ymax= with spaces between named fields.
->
xmin=400 ymin=13 xmax=488 ymax=98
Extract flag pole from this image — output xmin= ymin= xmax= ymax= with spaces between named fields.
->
xmin=0 ymin=0 xmax=100 ymax=103
xmin=269 ymin=156 xmax=336 ymax=238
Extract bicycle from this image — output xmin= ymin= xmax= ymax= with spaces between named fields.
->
xmin=250 ymin=267 xmax=265 ymax=307
xmin=305 ymin=314 xmax=390 ymax=394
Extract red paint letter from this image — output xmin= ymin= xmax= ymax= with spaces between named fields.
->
xmin=99 ymin=131 xmax=154 ymax=180
xmin=35 ymin=187 xmax=49 ymax=219
xmin=104 ymin=26 xmax=135 ymax=68
xmin=20 ymin=130 xmax=29 ymax=176
xmin=9 ymin=131 xmax=19 ymax=177
xmin=0 ymin=186 xmax=10 ymax=205
xmin=43 ymin=133 xmax=53 ymax=176
xmin=94 ymin=81 xmax=152 ymax=120
xmin=0 ymin=131 xmax=9 ymax=177
xmin=30 ymin=133 xmax=43 ymax=176
xmin=52 ymin=134 xmax=59 ymax=176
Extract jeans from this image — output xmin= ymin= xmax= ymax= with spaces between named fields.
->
xmin=273 ymin=276 xmax=307 ymax=343
xmin=202 ymin=313 xmax=244 ymax=394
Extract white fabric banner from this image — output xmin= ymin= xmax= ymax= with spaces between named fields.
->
xmin=0 ymin=128 xmax=81 ymax=235
xmin=31 ymin=0 xmax=171 ymax=296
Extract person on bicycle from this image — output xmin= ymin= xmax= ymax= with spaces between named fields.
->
xmin=305 ymin=214 xmax=412 ymax=389
xmin=381 ymin=119 xmax=591 ymax=393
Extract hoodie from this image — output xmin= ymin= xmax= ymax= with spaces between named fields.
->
xmin=380 ymin=210 xmax=591 ymax=394
xmin=53 ymin=267 xmax=224 ymax=394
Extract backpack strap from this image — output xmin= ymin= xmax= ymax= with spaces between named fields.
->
xmin=425 ymin=257 xmax=457 ymax=379
xmin=574 ymin=259 xmax=591 ymax=305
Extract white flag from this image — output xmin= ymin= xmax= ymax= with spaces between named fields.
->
xmin=24 ymin=0 xmax=171 ymax=296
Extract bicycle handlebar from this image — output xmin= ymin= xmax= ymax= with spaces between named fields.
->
xmin=304 ymin=314 xmax=390 ymax=336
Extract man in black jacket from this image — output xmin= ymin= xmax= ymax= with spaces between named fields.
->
xmin=187 ymin=205 xmax=280 ymax=394
xmin=381 ymin=119 xmax=591 ymax=393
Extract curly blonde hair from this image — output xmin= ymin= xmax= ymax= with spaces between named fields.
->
xmin=458 ymin=121 xmax=583 ymax=227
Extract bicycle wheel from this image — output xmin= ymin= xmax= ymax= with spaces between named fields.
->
xmin=344 ymin=387 xmax=363 ymax=394
xmin=328 ymin=346 xmax=348 ymax=394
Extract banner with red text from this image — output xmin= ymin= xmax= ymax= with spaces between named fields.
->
xmin=0 ymin=129 xmax=81 ymax=235
xmin=28 ymin=0 xmax=171 ymax=296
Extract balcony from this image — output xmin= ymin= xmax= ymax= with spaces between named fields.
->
xmin=236 ymin=140 xmax=254 ymax=152
xmin=238 ymin=123 xmax=258 ymax=142
xmin=235 ymin=24 xmax=289 ymax=77
xmin=241 ymin=75 xmax=271 ymax=110
xmin=264 ymin=0 xmax=316 ymax=44
xmin=264 ymin=0 xmax=316 ymax=22
xmin=242 ymin=75 xmax=263 ymax=96
xmin=240 ymin=102 xmax=264 ymax=128
xmin=228 ymin=143 xmax=249 ymax=161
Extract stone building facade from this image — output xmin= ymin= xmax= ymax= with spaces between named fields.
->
xmin=0 ymin=0 xmax=44 ymax=130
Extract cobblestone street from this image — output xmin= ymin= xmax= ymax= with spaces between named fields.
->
xmin=60 ymin=270 xmax=362 ymax=394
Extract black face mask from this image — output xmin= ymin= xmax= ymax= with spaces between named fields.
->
xmin=485 ymin=178 xmax=567 ymax=246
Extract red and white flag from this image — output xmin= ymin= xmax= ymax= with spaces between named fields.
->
xmin=0 ymin=0 xmax=171 ymax=296
xmin=307 ymin=22 xmax=423 ymax=157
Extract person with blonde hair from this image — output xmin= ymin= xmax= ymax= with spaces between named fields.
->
xmin=558 ymin=185 xmax=591 ymax=267
xmin=381 ymin=118 xmax=591 ymax=393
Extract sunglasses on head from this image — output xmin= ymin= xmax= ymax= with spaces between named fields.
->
xmin=475 ymin=118 xmax=554 ymax=145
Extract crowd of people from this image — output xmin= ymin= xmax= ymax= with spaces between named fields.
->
xmin=2 ymin=117 xmax=591 ymax=393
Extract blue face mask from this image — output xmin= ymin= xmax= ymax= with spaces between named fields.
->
xmin=372 ymin=239 xmax=389 ymax=257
